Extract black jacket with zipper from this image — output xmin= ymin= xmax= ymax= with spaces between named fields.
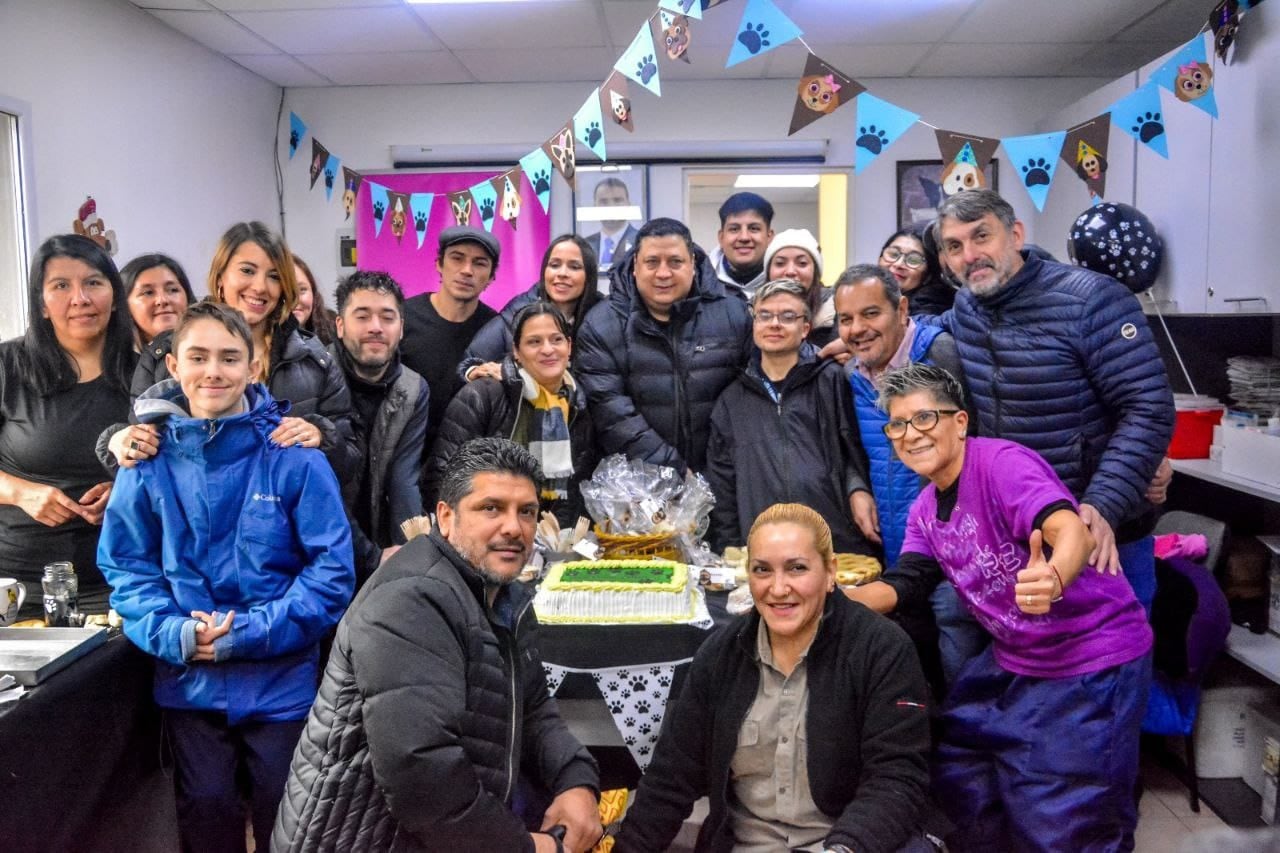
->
xmin=705 ymin=345 xmax=872 ymax=554
xmin=613 ymin=592 xmax=931 ymax=853
xmin=575 ymin=245 xmax=752 ymax=474
xmin=272 ymin=530 xmax=599 ymax=853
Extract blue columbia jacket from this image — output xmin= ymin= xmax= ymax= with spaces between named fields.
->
xmin=98 ymin=381 xmax=354 ymax=724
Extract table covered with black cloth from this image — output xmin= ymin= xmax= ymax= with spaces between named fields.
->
xmin=0 ymin=634 xmax=177 ymax=852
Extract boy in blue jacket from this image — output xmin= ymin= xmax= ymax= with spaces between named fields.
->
xmin=99 ymin=302 xmax=354 ymax=853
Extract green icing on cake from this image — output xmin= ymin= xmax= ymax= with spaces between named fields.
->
xmin=559 ymin=563 xmax=675 ymax=585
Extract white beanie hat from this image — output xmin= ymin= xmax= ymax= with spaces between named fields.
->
xmin=763 ymin=228 xmax=823 ymax=281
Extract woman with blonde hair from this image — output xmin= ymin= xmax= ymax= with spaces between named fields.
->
xmin=616 ymin=503 xmax=934 ymax=853
xmin=101 ymin=222 xmax=354 ymax=477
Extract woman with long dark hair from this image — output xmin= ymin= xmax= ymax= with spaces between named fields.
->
xmin=121 ymin=253 xmax=195 ymax=349
xmin=460 ymin=233 xmax=601 ymax=381
xmin=102 ymin=222 xmax=355 ymax=479
xmin=291 ymin=253 xmax=336 ymax=346
xmin=879 ymin=227 xmax=955 ymax=316
xmin=0 ymin=235 xmax=137 ymax=616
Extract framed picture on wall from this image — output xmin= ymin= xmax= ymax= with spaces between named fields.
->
xmin=896 ymin=160 xmax=999 ymax=232
xmin=573 ymin=166 xmax=647 ymax=271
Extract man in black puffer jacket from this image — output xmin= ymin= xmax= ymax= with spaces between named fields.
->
xmin=273 ymin=438 xmax=601 ymax=853
xmin=575 ymin=217 xmax=752 ymax=474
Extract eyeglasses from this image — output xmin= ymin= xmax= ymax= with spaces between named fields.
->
xmin=752 ymin=309 xmax=806 ymax=325
xmin=882 ymin=409 xmax=961 ymax=439
xmin=880 ymin=247 xmax=926 ymax=269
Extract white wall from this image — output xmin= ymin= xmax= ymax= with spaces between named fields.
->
xmin=0 ymin=0 xmax=281 ymax=339
xmin=285 ymin=76 xmax=1109 ymax=295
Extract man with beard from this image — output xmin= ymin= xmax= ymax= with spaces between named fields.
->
xmin=274 ymin=437 xmax=603 ymax=853
xmin=332 ymin=271 xmax=428 ymax=584
xmin=711 ymin=192 xmax=774 ymax=298
xmin=934 ymin=188 xmax=1174 ymax=609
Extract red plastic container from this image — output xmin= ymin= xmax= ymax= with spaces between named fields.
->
xmin=1168 ymin=408 xmax=1224 ymax=459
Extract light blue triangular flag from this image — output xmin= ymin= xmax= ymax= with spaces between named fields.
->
xmin=368 ymin=181 xmax=389 ymax=238
xmin=615 ymin=22 xmax=661 ymax=96
xmin=1152 ymin=33 xmax=1218 ymax=119
xmin=322 ymin=154 xmax=340 ymax=202
xmin=520 ymin=148 xmax=554 ymax=214
xmin=469 ymin=179 xmax=500 ymax=233
xmin=409 ymin=192 xmax=434 ymax=249
xmin=1000 ymin=131 xmax=1067 ymax=212
xmin=726 ymin=0 xmax=803 ymax=68
xmin=288 ymin=112 xmax=306 ymax=159
xmin=853 ymin=93 xmax=919 ymax=174
xmin=1111 ymin=82 xmax=1169 ymax=158
xmin=574 ymin=89 xmax=607 ymax=162
xmin=658 ymin=0 xmax=701 ymax=21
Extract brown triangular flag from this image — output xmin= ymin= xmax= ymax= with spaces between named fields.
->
xmin=934 ymin=130 xmax=1001 ymax=195
xmin=542 ymin=124 xmax=577 ymax=190
xmin=1060 ymin=113 xmax=1112 ymax=201
xmin=656 ymin=11 xmax=693 ymax=64
xmin=341 ymin=167 xmax=363 ymax=221
xmin=600 ymin=72 xmax=634 ymax=133
xmin=495 ymin=166 xmax=523 ymax=231
xmin=309 ymin=139 xmax=329 ymax=190
xmin=789 ymin=53 xmax=864 ymax=136
xmin=447 ymin=189 xmax=474 ymax=227
xmin=386 ymin=192 xmax=410 ymax=244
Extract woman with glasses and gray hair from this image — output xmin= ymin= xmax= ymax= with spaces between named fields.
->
xmin=846 ymin=362 xmax=1153 ymax=853
xmin=878 ymin=227 xmax=955 ymax=316
xmin=705 ymin=278 xmax=873 ymax=556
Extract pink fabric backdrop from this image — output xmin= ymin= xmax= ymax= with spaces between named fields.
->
xmin=355 ymin=170 xmax=551 ymax=308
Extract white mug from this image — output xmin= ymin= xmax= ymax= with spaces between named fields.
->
xmin=0 ymin=577 xmax=27 ymax=626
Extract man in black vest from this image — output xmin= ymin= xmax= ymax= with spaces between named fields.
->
xmin=332 ymin=270 xmax=429 ymax=584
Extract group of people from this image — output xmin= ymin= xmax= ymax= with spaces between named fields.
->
xmin=0 ymin=186 xmax=1176 ymax=852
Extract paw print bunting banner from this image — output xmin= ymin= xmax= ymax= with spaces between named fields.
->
xmin=408 ymin=192 xmax=434 ymax=249
xmin=1060 ymin=113 xmax=1112 ymax=203
xmin=519 ymin=148 xmax=555 ymax=214
xmin=726 ymin=0 xmax=803 ymax=68
xmin=658 ymin=0 xmax=701 ymax=21
xmin=1110 ymin=82 xmax=1169 ymax=158
xmin=322 ymin=153 xmax=341 ymax=202
xmin=590 ymin=664 xmax=681 ymax=772
xmin=615 ymin=21 xmax=662 ymax=96
xmin=469 ymin=179 xmax=500 ymax=233
xmin=288 ymin=112 xmax=306 ymax=160
xmin=1000 ymin=132 xmax=1066 ymax=212
xmin=367 ymin=181 xmax=390 ymax=238
xmin=789 ymin=53 xmax=864 ymax=136
xmin=1152 ymin=33 xmax=1218 ymax=119
xmin=853 ymin=92 xmax=920 ymax=174
xmin=309 ymin=138 xmax=329 ymax=190
xmin=573 ymin=89 xmax=608 ymax=162
xmin=934 ymin=130 xmax=1001 ymax=195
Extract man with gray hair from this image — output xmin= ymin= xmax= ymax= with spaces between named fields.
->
xmin=933 ymin=187 xmax=1174 ymax=609
xmin=706 ymin=278 xmax=872 ymax=554
xmin=274 ymin=437 xmax=602 ymax=853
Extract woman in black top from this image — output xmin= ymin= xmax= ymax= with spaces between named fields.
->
xmin=0 ymin=235 xmax=137 ymax=616
xmin=103 ymin=222 xmax=355 ymax=479
xmin=121 ymin=253 xmax=195 ymax=349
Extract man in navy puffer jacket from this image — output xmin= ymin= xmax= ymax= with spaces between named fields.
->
xmin=935 ymin=189 xmax=1175 ymax=605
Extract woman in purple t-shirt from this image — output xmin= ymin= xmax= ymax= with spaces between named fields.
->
xmin=847 ymin=363 xmax=1152 ymax=853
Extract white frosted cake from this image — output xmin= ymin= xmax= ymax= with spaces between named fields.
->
xmin=533 ymin=559 xmax=697 ymax=624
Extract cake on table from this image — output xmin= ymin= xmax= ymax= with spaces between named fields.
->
xmin=533 ymin=559 xmax=698 ymax=624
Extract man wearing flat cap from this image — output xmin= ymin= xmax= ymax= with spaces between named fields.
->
xmin=401 ymin=226 xmax=501 ymax=484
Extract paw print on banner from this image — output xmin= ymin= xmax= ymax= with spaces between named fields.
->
xmin=1132 ymin=111 xmax=1164 ymax=144
xmin=651 ymin=712 xmax=663 ymax=724
xmin=609 ymin=700 xmax=624 ymax=714
xmin=414 ymin=211 xmax=427 ymax=231
xmin=856 ymin=125 xmax=889 ymax=155
xmin=606 ymin=680 xmax=620 ymax=693
xmin=586 ymin=121 xmax=602 ymax=148
xmin=635 ymin=699 xmax=651 ymax=715
xmin=639 ymin=723 xmax=652 ymax=736
xmin=324 ymin=169 xmax=335 ymax=190
xmin=533 ymin=170 xmax=551 ymax=195
xmin=478 ymin=197 xmax=495 ymax=221
xmin=649 ymin=667 xmax=662 ymax=677
xmin=637 ymin=55 xmax=657 ymax=85
xmin=373 ymin=200 xmax=385 ymax=222
xmin=657 ymin=673 xmax=672 ymax=688
xmin=737 ymin=22 xmax=770 ymax=55
xmin=624 ymin=735 xmax=637 ymax=747
xmin=624 ymin=716 xmax=636 ymax=727
xmin=1021 ymin=158 xmax=1051 ymax=188
xmin=289 ymin=130 xmax=299 ymax=150
xmin=620 ymin=689 xmax=632 ymax=700
xmin=629 ymin=676 xmax=648 ymax=693
xmin=638 ymin=744 xmax=651 ymax=757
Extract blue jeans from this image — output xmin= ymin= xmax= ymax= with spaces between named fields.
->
xmin=1118 ymin=536 xmax=1156 ymax=617
xmin=929 ymin=580 xmax=989 ymax=690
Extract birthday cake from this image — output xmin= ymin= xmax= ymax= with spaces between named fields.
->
xmin=533 ymin=559 xmax=697 ymax=624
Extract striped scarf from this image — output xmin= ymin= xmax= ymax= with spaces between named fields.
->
xmin=519 ymin=367 xmax=574 ymax=500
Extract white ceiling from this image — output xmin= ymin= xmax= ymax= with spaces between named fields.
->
xmin=129 ymin=0 xmax=1213 ymax=88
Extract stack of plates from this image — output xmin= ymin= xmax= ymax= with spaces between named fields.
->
xmin=1227 ymin=356 xmax=1280 ymax=414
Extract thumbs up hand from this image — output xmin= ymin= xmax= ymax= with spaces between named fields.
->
xmin=1014 ymin=529 xmax=1059 ymax=615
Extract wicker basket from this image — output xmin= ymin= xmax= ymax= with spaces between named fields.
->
xmin=593 ymin=524 xmax=682 ymax=562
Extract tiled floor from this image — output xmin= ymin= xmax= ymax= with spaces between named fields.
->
xmin=1136 ymin=753 xmax=1230 ymax=852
